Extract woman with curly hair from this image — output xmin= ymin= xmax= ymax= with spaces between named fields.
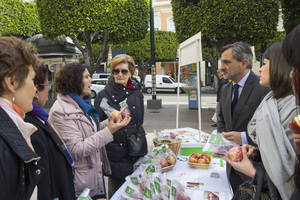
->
xmin=48 ymin=63 xmax=131 ymax=199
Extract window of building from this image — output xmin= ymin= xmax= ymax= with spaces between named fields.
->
xmin=167 ymin=17 xmax=175 ymax=32
xmin=154 ymin=15 xmax=161 ymax=30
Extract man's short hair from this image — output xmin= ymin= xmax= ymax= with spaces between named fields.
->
xmin=221 ymin=42 xmax=253 ymax=69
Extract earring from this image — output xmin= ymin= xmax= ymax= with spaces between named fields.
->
xmin=12 ymin=97 xmax=15 ymax=102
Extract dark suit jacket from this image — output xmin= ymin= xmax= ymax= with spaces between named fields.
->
xmin=25 ymin=112 xmax=75 ymax=200
xmin=217 ymin=71 xmax=270 ymax=145
xmin=216 ymin=71 xmax=270 ymax=193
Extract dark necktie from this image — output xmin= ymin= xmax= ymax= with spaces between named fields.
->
xmin=231 ymin=84 xmax=240 ymax=114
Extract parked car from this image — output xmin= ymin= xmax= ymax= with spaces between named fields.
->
xmin=90 ymin=78 xmax=108 ymax=98
xmin=143 ymin=74 xmax=186 ymax=94
xmin=92 ymin=73 xmax=110 ymax=79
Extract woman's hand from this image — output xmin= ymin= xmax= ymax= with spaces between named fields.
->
xmin=107 ymin=112 xmax=131 ymax=134
xmin=293 ymin=133 xmax=300 ymax=153
xmin=225 ymin=144 xmax=256 ymax=178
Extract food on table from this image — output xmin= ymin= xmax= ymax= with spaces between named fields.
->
xmin=212 ymin=152 xmax=225 ymax=158
xmin=188 ymin=153 xmax=211 ymax=164
xmin=140 ymin=180 xmax=146 ymax=191
xmin=160 ymin=159 xmax=169 ymax=168
xmin=167 ymin=155 xmax=176 ymax=165
xmin=227 ymin=146 xmax=243 ymax=162
xmin=177 ymin=192 xmax=191 ymax=200
xmin=170 ymin=132 xmax=176 ymax=139
xmin=160 ymin=155 xmax=177 ymax=169
xmin=289 ymin=115 xmax=300 ymax=133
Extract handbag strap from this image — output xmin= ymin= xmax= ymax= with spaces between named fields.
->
xmin=254 ymin=164 xmax=265 ymax=200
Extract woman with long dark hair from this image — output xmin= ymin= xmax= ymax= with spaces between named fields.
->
xmin=227 ymin=42 xmax=297 ymax=199
xmin=282 ymin=24 xmax=300 ymax=200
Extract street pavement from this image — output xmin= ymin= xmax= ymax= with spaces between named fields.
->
xmin=143 ymin=92 xmax=217 ymax=133
xmin=143 ymin=92 xmax=217 ymax=151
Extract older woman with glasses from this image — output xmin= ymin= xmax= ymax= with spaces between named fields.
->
xmin=95 ymin=54 xmax=148 ymax=198
xmin=24 ymin=64 xmax=75 ymax=200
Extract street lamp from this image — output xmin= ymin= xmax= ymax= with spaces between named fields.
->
xmin=147 ymin=0 xmax=162 ymax=109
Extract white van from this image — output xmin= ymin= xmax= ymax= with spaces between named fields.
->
xmin=144 ymin=74 xmax=186 ymax=94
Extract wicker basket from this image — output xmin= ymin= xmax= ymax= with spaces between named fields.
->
xmin=153 ymin=139 xmax=182 ymax=156
xmin=188 ymin=162 xmax=210 ymax=169
xmin=161 ymin=165 xmax=175 ymax=173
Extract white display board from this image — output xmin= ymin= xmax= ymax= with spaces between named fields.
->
xmin=176 ymin=32 xmax=203 ymax=135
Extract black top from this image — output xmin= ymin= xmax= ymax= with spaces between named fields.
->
xmin=291 ymin=187 xmax=300 ymax=200
xmin=95 ymin=77 xmax=147 ymax=179
xmin=0 ymin=107 xmax=42 ymax=200
xmin=25 ymin=112 xmax=75 ymax=200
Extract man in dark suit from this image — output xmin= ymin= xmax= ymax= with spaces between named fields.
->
xmin=217 ymin=42 xmax=270 ymax=193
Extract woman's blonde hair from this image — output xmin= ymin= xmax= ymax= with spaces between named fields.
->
xmin=111 ymin=54 xmax=135 ymax=75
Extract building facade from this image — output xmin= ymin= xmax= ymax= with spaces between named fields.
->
xmin=152 ymin=0 xmax=178 ymax=79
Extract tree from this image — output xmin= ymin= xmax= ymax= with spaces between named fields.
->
xmin=0 ymin=0 xmax=40 ymax=38
xmin=36 ymin=0 xmax=149 ymax=73
xmin=112 ymin=31 xmax=179 ymax=82
xmin=171 ymin=0 xmax=279 ymax=75
xmin=281 ymin=0 xmax=300 ymax=34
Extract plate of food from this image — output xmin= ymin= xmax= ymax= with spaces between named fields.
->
xmin=188 ymin=153 xmax=211 ymax=169
xmin=160 ymin=155 xmax=176 ymax=172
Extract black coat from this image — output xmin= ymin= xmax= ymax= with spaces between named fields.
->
xmin=291 ymin=187 xmax=300 ymax=200
xmin=95 ymin=77 xmax=147 ymax=179
xmin=24 ymin=112 xmax=75 ymax=200
xmin=0 ymin=107 xmax=42 ymax=200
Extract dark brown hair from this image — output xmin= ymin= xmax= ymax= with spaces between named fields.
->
xmin=53 ymin=63 xmax=86 ymax=95
xmin=263 ymin=42 xmax=292 ymax=99
xmin=282 ymin=25 xmax=300 ymax=105
xmin=34 ymin=64 xmax=50 ymax=91
xmin=282 ymin=25 xmax=300 ymax=190
xmin=111 ymin=54 xmax=135 ymax=75
xmin=0 ymin=36 xmax=40 ymax=95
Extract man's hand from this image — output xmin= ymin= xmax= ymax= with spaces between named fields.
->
xmin=223 ymin=131 xmax=242 ymax=145
xmin=226 ymin=145 xmax=256 ymax=178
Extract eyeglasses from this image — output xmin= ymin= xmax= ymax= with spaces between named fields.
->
xmin=40 ymin=83 xmax=52 ymax=89
xmin=112 ymin=69 xmax=129 ymax=75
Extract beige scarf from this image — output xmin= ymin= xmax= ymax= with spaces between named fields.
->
xmin=248 ymin=92 xmax=297 ymax=199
